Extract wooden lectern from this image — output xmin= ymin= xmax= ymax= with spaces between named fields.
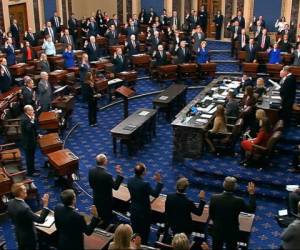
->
xmin=38 ymin=112 xmax=60 ymax=132
xmin=115 ymin=86 xmax=135 ymax=118
xmin=38 ymin=133 xmax=63 ymax=155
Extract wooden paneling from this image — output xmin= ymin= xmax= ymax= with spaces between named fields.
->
xmin=224 ymin=0 xmax=233 ymax=38
xmin=68 ymin=0 xmax=72 ymax=16
xmin=0 ymin=0 xmax=4 ymax=29
xmin=62 ymin=0 xmax=67 ymax=26
xmin=127 ymin=0 xmax=132 ymax=20
xmin=117 ymin=0 xmax=123 ymax=24
xmin=237 ymin=0 xmax=244 ymax=12
xmin=185 ymin=0 xmax=192 ymax=14
xmin=292 ymin=0 xmax=299 ymax=32
xmin=33 ymin=0 xmax=40 ymax=31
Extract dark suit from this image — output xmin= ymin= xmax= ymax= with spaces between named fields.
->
xmin=105 ymin=30 xmax=119 ymax=46
xmin=279 ymin=40 xmax=293 ymax=53
xmin=107 ymin=19 xmax=121 ymax=30
xmin=213 ymin=15 xmax=223 ymax=40
xmin=7 ymin=198 xmax=49 ymax=250
xmin=257 ymin=34 xmax=270 ymax=51
xmin=60 ymin=35 xmax=75 ymax=48
xmin=293 ymin=50 xmax=300 ymax=66
xmin=245 ymin=44 xmax=259 ymax=62
xmin=39 ymin=60 xmax=50 ymax=73
xmin=227 ymin=25 xmax=241 ymax=57
xmin=88 ymin=165 xmax=123 ymax=225
xmin=44 ymin=27 xmax=56 ymax=42
xmin=0 ymin=65 xmax=13 ymax=93
xmin=10 ymin=24 xmax=20 ymax=47
xmin=126 ymin=25 xmax=139 ymax=37
xmin=54 ymin=204 xmax=100 ymax=250
xmin=209 ymin=191 xmax=256 ymax=250
xmin=68 ymin=17 xmax=78 ymax=41
xmin=154 ymin=50 xmax=168 ymax=66
xmin=169 ymin=17 xmax=180 ymax=30
xmin=176 ymin=47 xmax=191 ymax=64
xmin=85 ymin=84 xmax=97 ymax=125
xmin=87 ymin=22 xmax=99 ymax=37
xmin=188 ymin=15 xmax=199 ymax=30
xmin=20 ymin=114 xmax=37 ymax=175
xmin=199 ymin=10 xmax=208 ymax=32
xmin=24 ymin=32 xmax=37 ymax=47
xmin=127 ymin=176 xmax=163 ymax=244
xmin=232 ymin=16 xmax=245 ymax=28
xmin=21 ymin=87 xmax=35 ymax=108
xmin=126 ymin=40 xmax=140 ymax=56
xmin=50 ymin=16 xmax=61 ymax=33
xmin=4 ymin=45 xmax=16 ymax=66
xmin=112 ymin=55 xmax=126 ymax=73
xmin=238 ymin=34 xmax=249 ymax=50
xmin=280 ymin=74 xmax=297 ymax=124
xmin=84 ymin=43 xmax=101 ymax=62
xmin=79 ymin=62 xmax=90 ymax=102
xmin=165 ymin=193 xmax=205 ymax=235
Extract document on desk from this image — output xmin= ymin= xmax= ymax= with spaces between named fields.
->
xmin=197 ymin=104 xmax=215 ymax=113
xmin=108 ymin=78 xmax=123 ymax=85
xmin=138 ymin=111 xmax=150 ymax=116
xmin=208 ymin=106 xmax=217 ymax=114
xmin=195 ymin=118 xmax=208 ymax=123
xmin=123 ymin=124 xmax=137 ymax=131
xmin=159 ymin=95 xmax=169 ymax=100
xmin=34 ymin=214 xmax=54 ymax=228
xmin=236 ymin=93 xmax=244 ymax=99
xmin=200 ymin=114 xmax=212 ymax=119
xmin=286 ymin=185 xmax=299 ymax=192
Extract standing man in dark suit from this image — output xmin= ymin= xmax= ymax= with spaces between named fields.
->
xmin=209 ymin=177 xmax=256 ymax=250
xmin=125 ymin=19 xmax=139 ymax=38
xmin=0 ymin=58 xmax=13 ymax=93
xmin=24 ymin=27 xmax=37 ymax=47
xmin=4 ymin=37 xmax=16 ymax=66
xmin=68 ymin=13 xmax=78 ymax=45
xmin=54 ymin=189 xmax=100 ymax=250
xmin=279 ymin=66 xmax=297 ymax=126
xmin=245 ymin=38 xmax=258 ymax=63
xmin=21 ymin=78 xmax=36 ymax=108
xmin=257 ymin=28 xmax=270 ymax=51
xmin=8 ymin=183 xmax=50 ymax=250
xmin=88 ymin=153 xmax=124 ymax=228
xmin=60 ymin=29 xmax=75 ymax=48
xmin=112 ymin=48 xmax=127 ymax=73
xmin=169 ymin=10 xmax=180 ymax=30
xmin=199 ymin=5 xmax=208 ymax=33
xmin=83 ymin=36 xmax=101 ymax=61
xmin=108 ymin=14 xmax=121 ymax=31
xmin=153 ymin=44 xmax=168 ymax=66
xmin=125 ymin=34 xmax=140 ymax=56
xmin=147 ymin=30 xmax=161 ymax=54
xmin=213 ymin=10 xmax=223 ymax=40
xmin=37 ymin=72 xmax=52 ymax=112
xmin=238 ymin=29 xmax=249 ymax=51
xmin=105 ymin=24 xmax=119 ymax=46
xmin=165 ymin=177 xmax=206 ymax=236
xmin=21 ymin=104 xmax=39 ymax=176
xmin=10 ymin=19 xmax=20 ymax=48
xmin=79 ymin=53 xmax=90 ymax=102
xmin=44 ymin=22 xmax=56 ymax=43
xmin=176 ymin=41 xmax=191 ymax=64
xmin=188 ymin=10 xmax=199 ymax=30
xmin=232 ymin=10 xmax=245 ymax=29
xmin=87 ymin=17 xmax=99 ymax=37
xmin=128 ymin=163 xmax=164 ymax=244
xmin=227 ymin=21 xmax=241 ymax=58
xmin=50 ymin=11 xmax=62 ymax=36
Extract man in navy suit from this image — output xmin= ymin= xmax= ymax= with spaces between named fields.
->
xmin=0 ymin=58 xmax=13 ymax=93
xmin=112 ymin=48 xmax=127 ymax=73
xmin=88 ymin=154 xmax=123 ymax=228
xmin=44 ymin=22 xmax=56 ymax=43
xmin=176 ymin=41 xmax=191 ymax=64
xmin=10 ymin=19 xmax=20 ymax=48
xmin=24 ymin=27 xmax=37 ymax=47
xmin=105 ymin=24 xmax=119 ymax=46
xmin=153 ymin=44 xmax=168 ymax=66
xmin=245 ymin=38 xmax=259 ymax=63
xmin=83 ymin=36 xmax=101 ymax=61
xmin=108 ymin=14 xmax=120 ymax=31
xmin=128 ymin=163 xmax=163 ymax=244
xmin=87 ymin=17 xmax=99 ymax=37
xmin=8 ymin=183 xmax=50 ymax=250
xmin=50 ymin=11 xmax=61 ymax=35
xmin=125 ymin=34 xmax=140 ymax=56
xmin=125 ymin=19 xmax=139 ymax=38
xmin=4 ymin=37 xmax=16 ymax=66
xmin=54 ymin=189 xmax=100 ymax=250
xmin=232 ymin=10 xmax=245 ymax=28
xmin=213 ymin=11 xmax=223 ymax=40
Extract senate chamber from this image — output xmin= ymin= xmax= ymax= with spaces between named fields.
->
xmin=0 ymin=0 xmax=300 ymax=249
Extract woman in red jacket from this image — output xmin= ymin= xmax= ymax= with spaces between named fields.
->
xmin=240 ymin=117 xmax=272 ymax=165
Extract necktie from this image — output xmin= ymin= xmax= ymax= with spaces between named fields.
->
xmin=49 ymin=28 xmax=54 ymax=40
xmin=242 ymin=35 xmax=245 ymax=45
xmin=183 ymin=48 xmax=185 ymax=56
xmin=261 ymin=36 xmax=265 ymax=48
xmin=113 ymin=31 xmax=115 ymax=38
xmin=156 ymin=37 xmax=159 ymax=44
xmin=160 ymin=51 xmax=163 ymax=58
xmin=132 ymin=26 xmax=134 ymax=32
xmin=92 ymin=43 xmax=96 ymax=50
xmin=31 ymin=33 xmax=34 ymax=40
xmin=132 ymin=40 xmax=135 ymax=48
xmin=3 ymin=66 xmax=10 ymax=78
xmin=55 ymin=17 xmax=59 ymax=27
xmin=250 ymin=45 xmax=252 ymax=51
xmin=119 ymin=55 xmax=123 ymax=62
xmin=194 ymin=16 xmax=196 ymax=22
xmin=67 ymin=35 xmax=71 ymax=44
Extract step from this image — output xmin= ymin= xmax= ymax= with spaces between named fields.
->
xmin=211 ymin=59 xmax=239 ymax=63
xmin=216 ymin=71 xmax=243 ymax=75
xmin=209 ymin=49 xmax=231 ymax=53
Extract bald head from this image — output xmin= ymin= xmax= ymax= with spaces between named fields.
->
xmin=223 ymin=176 xmax=237 ymax=192
xmin=96 ymin=154 xmax=107 ymax=166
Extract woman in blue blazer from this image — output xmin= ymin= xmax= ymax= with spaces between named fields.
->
xmin=63 ymin=44 xmax=75 ymax=68
xmin=268 ymin=43 xmax=281 ymax=64
xmin=196 ymin=41 xmax=209 ymax=64
xmin=4 ymin=38 xmax=16 ymax=66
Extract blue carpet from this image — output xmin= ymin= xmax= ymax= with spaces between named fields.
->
xmin=0 ymin=40 xmax=298 ymax=249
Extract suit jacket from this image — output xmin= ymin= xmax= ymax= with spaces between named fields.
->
xmin=88 ymin=165 xmax=123 ymax=221
xmin=192 ymin=32 xmax=205 ymax=52
xmin=4 ymin=45 xmax=16 ymax=66
xmin=54 ymin=204 xmax=100 ymax=250
xmin=154 ymin=50 xmax=168 ymax=66
xmin=126 ymin=40 xmax=140 ymax=56
xmin=245 ymin=44 xmax=259 ymax=62
xmin=79 ymin=62 xmax=90 ymax=82
xmin=68 ymin=18 xmax=78 ymax=36
xmin=257 ymin=34 xmax=270 ymax=51
xmin=21 ymin=46 xmax=36 ymax=63
xmin=128 ymin=176 xmax=163 ymax=218
xmin=227 ymin=26 xmax=241 ymax=40
xmin=21 ymin=87 xmax=35 ymax=108
xmin=50 ymin=16 xmax=61 ymax=30
xmin=225 ymin=99 xmax=240 ymax=117
xmin=112 ymin=55 xmax=126 ymax=73
xmin=252 ymin=25 xmax=263 ymax=40
xmin=126 ymin=26 xmax=139 ymax=37
xmin=165 ymin=192 xmax=205 ymax=234
xmin=20 ymin=113 xmax=37 ymax=150
xmin=0 ymin=65 xmax=13 ymax=92
xmin=44 ymin=27 xmax=56 ymax=42
xmin=188 ymin=15 xmax=199 ymax=29
xmin=148 ymin=36 xmax=161 ymax=52
xmin=24 ymin=32 xmax=37 ymax=47
xmin=232 ymin=16 xmax=245 ymax=28
xmin=169 ymin=17 xmax=180 ymax=30
xmin=176 ymin=47 xmax=191 ymax=64
xmin=209 ymin=191 xmax=256 ymax=239
xmin=213 ymin=15 xmax=223 ymax=28
xmin=279 ymin=40 xmax=293 ymax=53
xmin=39 ymin=60 xmax=51 ymax=73
xmin=84 ymin=43 xmax=101 ymax=62
xmin=199 ymin=10 xmax=208 ymax=28
xmin=37 ymin=79 xmax=52 ymax=112
xmin=108 ymin=19 xmax=121 ymax=30
xmin=281 ymin=218 xmax=300 ymax=250
xmin=60 ymin=35 xmax=75 ymax=47
xmin=293 ymin=50 xmax=300 ymax=66
xmin=105 ymin=30 xmax=119 ymax=46
xmin=10 ymin=24 xmax=20 ymax=41
xmin=7 ymin=198 xmax=49 ymax=249
xmin=238 ymin=34 xmax=249 ymax=50
xmin=87 ymin=22 xmax=99 ymax=37
xmin=280 ymin=74 xmax=297 ymax=109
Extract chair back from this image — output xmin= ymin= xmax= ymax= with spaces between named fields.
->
xmin=266 ymin=131 xmax=282 ymax=152
xmin=272 ymin=120 xmax=284 ymax=132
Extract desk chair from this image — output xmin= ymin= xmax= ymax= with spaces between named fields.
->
xmin=1 ymin=109 xmax=22 ymax=142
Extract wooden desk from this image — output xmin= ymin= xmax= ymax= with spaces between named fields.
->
xmin=112 ymin=184 xmax=131 ymax=202
xmin=131 ymin=54 xmax=151 ymax=70
xmin=157 ymin=65 xmax=178 ymax=82
xmin=110 ymin=108 xmax=157 ymax=155
xmin=116 ymin=71 xmax=138 ymax=84
xmin=0 ymin=87 xmax=21 ymax=115
xmin=107 ymin=78 xmax=124 ymax=102
xmin=51 ymin=95 xmax=75 ymax=115
xmin=38 ymin=112 xmax=60 ymax=131
xmin=47 ymin=149 xmax=79 ymax=180
xmin=9 ymin=63 xmax=27 ymax=77
xmin=49 ymin=70 xmax=68 ymax=86
xmin=38 ymin=133 xmax=63 ymax=155
xmin=90 ymin=59 xmax=111 ymax=70
xmin=0 ymin=168 xmax=12 ymax=196
xmin=178 ymin=63 xmax=198 ymax=80
xmin=47 ymin=55 xmax=64 ymax=69
xmin=66 ymin=66 xmax=79 ymax=75
xmin=153 ymin=84 xmax=187 ymax=121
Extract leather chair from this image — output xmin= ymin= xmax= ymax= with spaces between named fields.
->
xmin=266 ymin=64 xmax=283 ymax=81
xmin=243 ymin=63 xmax=259 ymax=78
xmin=272 ymin=120 xmax=284 ymax=132
xmin=1 ymin=109 xmax=22 ymax=142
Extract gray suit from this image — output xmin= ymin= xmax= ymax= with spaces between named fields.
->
xmin=192 ymin=32 xmax=205 ymax=53
xmin=38 ymin=79 xmax=52 ymax=112
xmin=60 ymin=34 xmax=75 ymax=48
xmin=7 ymin=198 xmax=49 ymax=250
xmin=293 ymin=50 xmax=300 ymax=66
xmin=281 ymin=218 xmax=300 ymax=250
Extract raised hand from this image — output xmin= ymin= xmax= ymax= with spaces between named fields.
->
xmin=42 ymin=193 xmax=49 ymax=207
xmin=247 ymin=182 xmax=256 ymax=195
xmin=115 ymin=164 xmax=122 ymax=174
xmin=154 ymin=172 xmax=161 ymax=182
xmin=90 ymin=205 xmax=98 ymax=217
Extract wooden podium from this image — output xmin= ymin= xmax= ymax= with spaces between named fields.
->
xmin=47 ymin=149 xmax=79 ymax=188
xmin=38 ymin=133 xmax=63 ymax=155
xmin=115 ymin=86 xmax=135 ymax=118
xmin=38 ymin=112 xmax=60 ymax=132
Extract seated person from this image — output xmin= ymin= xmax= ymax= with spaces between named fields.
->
xmin=165 ymin=177 xmax=206 ymax=236
xmin=39 ymin=53 xmax=50 ymax=73
xmin=225 ymin=91 xmax=239 ymax=118
xmin=108 ymin=224 xmax=141 ymax=250
xmin=196 ymin=40 xmax=209 ymax=63
xmin=240 ymin=117 xmax=272 ymax=165
xmin=245 ymin=109 xmax=267 ymax=138
xmin=268 ymin=43 xmax=281 ymax=64
xmin=281 ymin=201 xmax=300 ymax=250
xmin=63 ymin=44 xmax=75 ymax=68
xmin=240 ymin=74 xmax=254 ymax=91
xmin=112 ymin=47 xmax=127 ymax=73
xmin=205 ymin=105 xmax=227 ymax=153
xmin=254 ymin=77 xmax=267 ymax=98
xmin=153 ymin=44 xmax=168 ymax=66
